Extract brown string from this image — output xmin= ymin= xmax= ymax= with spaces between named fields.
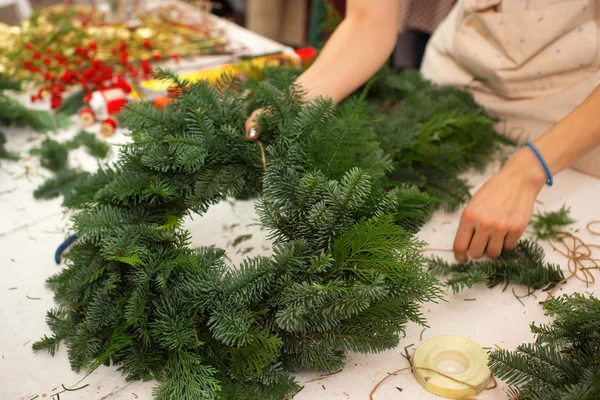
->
xmin=255 ymin=140 xmax=267 ymax=171
xmin=369 ymin=365 xmax=497 ymax=400
xmin=420 ymin=247 xmax=454 ymax=253
xmin=542 ymin=221 xmax=600 ymax=302
xmin=246 ymin=130 xmax=267 ymax=171
xmin=587 ymin=220 xmax=600 ymax=235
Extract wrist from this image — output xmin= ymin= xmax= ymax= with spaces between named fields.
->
xmin=504 ymin=148 xmax=548 ymax=191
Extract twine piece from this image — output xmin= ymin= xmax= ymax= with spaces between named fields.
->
xmin=369 ymin=366 xmax=497 ymax=400
xmin=543 ymin=221 xmax=600 ymax=302
xmin=246 ymin=128 xmax=267 ymax=171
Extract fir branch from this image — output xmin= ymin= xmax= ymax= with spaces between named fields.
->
xmin=0 ymin=93 xmax=68 ymax=132
xmin=368 ymin=69 xmax=510 ymax=210
xmin=69 ymin=130 xmax=111 ymax=159
xmin=531 ymin=205 xmax=575 ymax=241
xmin=33 ymin=168 xmax=89 ymax=200
xmin=30 ymin=137 xmax=69 ymax=172
xmin=490 ymin=294 xmax=600 ymax=399
xmin=0 ymin=73 xmax=21 ymax=91
xmin=58 ymin=89 xmax=85 ymax=115
xmin=0 ymin=131 xmax=19 ymax=161
xmin=427 ymin=239 xmax=564 ymax=293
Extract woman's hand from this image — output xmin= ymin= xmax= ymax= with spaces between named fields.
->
xmin=453 ymin=149 xmax=548 ymax=262
xmin=245 ymin=108 xmax=262 ymax=139
xmin=244 ymin=0 xmax=401 ymax=136
xmin=454 ymin=84 xmax=600 ymax=262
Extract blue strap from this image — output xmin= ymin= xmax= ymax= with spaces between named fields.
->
xmin=524 ymin=141 xmax=553 ymax=187
xmin=55 ymin=234 xmax=77 ymax=264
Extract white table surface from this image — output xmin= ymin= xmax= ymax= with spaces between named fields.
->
xmin=2 ymin=18 xmax=600 ymax=400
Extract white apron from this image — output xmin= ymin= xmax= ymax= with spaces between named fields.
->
xmin=421 ymin=0 xmax=600 ymax=177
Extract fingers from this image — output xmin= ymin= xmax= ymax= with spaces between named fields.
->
xmin=468 ymin=227 xmax=491 ymax=260
xmin=453 ymin=213 xmax=475 ymax=263
xmin=244 ymin=117 xmax=256 ymax=138
xmin=247 ymin=127 xmax=259 ymax=140
xmin=486 ymin=230 xmax=507 ymax=259
xmin=454 ymin=207 xmax=515 ymax=262
xmin=245 ymin=109 xmax=261 ymax=139
xmin=504 ymin=222 xmax=526 ymax=251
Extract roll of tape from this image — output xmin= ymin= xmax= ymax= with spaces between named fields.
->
xmin=413 ymin=335 xmax=491 ymax=399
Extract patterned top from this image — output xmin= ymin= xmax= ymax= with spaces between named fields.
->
xmin=398 ymin=0 xmax=457 ymax=34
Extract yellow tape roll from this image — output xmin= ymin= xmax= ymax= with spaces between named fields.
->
xmin=413 ymin=335 xmax=491 ymax=399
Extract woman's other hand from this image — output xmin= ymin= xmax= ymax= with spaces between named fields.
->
xmin=453 ymin=149 xmax=547 ymax=262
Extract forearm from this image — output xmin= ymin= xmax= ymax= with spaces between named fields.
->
xmin=295 ymin=1 xmax=400 ymax=103
xmin=508 ymin=85 xmax=600 ymax=185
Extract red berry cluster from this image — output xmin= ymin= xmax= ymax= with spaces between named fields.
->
xmin=23 ymin=39 xmax=173 ymax=109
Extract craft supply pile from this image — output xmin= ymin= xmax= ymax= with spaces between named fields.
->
xmin=0 ymin=3 xmax=598 ymax=400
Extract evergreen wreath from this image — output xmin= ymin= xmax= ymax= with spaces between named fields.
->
xmin=33 ymin=70 xmax=443 ymax=399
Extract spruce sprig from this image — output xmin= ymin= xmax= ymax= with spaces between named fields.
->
xmin=368 ymin=69 xmax=511 ymax=210
xmin=31 ymin=132 xmax=111 ymax=201
xmin=0 ymin=131 xmax=19 ymax=161
xmin=427 ymin=240 xmax=564 ymax=293
xmin=530 ymin=205 xmax=575 ymax=241
xmin=0 ymin=92 xmax=68 ymax=132
xmin=490 ymin=294 xmax=600 ymax=399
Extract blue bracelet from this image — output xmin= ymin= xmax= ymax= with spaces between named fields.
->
xmin=524 ymin=141 xmax=553 ymax=186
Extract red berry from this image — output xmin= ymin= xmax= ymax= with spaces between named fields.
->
xmin=59 ymin=71 xmax=71 ymax=82
xmin=152 ymin=52 xmax=161 ymax=61
xmin=141 ymin=59 xmax=152 ymax=75
xmin=43 ymin=57 xmax=51 ymax=65
xmin=32 ymin=52 xmax=41 ymax=59
xmin=30 ymin=94 xmax=36 ymax=102
xmin=25 ymin=43 xmax=32 ymax=49
xmin=170 ymin=53 xmax=180 ymax=63
xmin=88 ymin=41 xmax=97 ymax=50
xmin=50 ymin=94 xmax=62 ymax=109
xmin=142 ymin=39 xmax=152 ymax=49
xmin=53 ymin=53 xmax=61 ymax=60
xmin=76 ymin=59 xmax=83 ymax=66
xmin=46 ymin=48 xmax=52 ymax=54
xmin=119 ymin=42 xmax=127 ymax=52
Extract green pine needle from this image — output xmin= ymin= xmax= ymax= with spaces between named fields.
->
xmin=531 ymin=205 xmax=575 ymax=241
xmin=33 ymin=168 xmax=89 ymax=200
xmin=368 ymin=69 xmax=513 ymax=211
xmin=0 ymin=73 xmax=21 ymax=91
xmin=427 ymin=239 xmax=564 ymax=294
xmin=0 ymin=131 xmax=19 ymax=161
xmin=0 ymin=93 xmax=69 ymax=132
xmin=69 ymin=131 xmax=111 ymax=159
xmin=30 ymin=137 xmax=70 ymax=172
xmin=489 ymin=294 xmax=600 ymax=399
